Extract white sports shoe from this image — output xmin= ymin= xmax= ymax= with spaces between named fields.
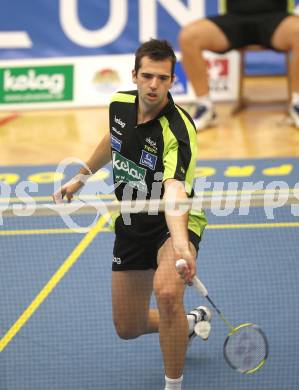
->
xmin=289 ymin=104 xmax=299 ymax=128
xmin=192 ymin=105 xmax=217 ymax=130
xmin=188 ymin=306 xmax=212 ymax=343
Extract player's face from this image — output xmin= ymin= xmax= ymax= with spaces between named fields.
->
xmin=132 ymin=56 xmax=174 ymax=114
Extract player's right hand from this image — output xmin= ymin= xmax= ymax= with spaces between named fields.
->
xmin=174 ymin=247 xmax=196 ymax=286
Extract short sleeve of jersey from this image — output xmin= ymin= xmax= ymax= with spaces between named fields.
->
xmin=160 ymin=105 xmax=197 ymax=195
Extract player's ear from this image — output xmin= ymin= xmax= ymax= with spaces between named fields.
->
xmin=132 ymin=69 xmax=137 ymax=84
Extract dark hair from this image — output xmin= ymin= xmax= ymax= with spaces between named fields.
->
xmin=134 ymin=39 xmax=176 ymax=78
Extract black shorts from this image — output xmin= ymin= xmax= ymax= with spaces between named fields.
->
xmin=112 ymin=210 xmax=207 ymax=271
xmin=208 ymin=12 xmax=289 ymax=51
xmin=112 ymin=229 xmax=201 ymax=271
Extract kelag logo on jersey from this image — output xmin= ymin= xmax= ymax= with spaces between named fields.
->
xmin=140 ymin=150 xmax=157 ymax=170
xmin=111 ymin=134 xmax=122 ymax=152
xmin=112 ymin=151 xmax=147 ymax=192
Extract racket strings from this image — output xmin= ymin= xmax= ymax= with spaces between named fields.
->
xmin=224 ymin=325 xmax=268 ymax=373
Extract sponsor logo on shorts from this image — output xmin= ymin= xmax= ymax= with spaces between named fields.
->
xmin=112 ymin=151 xmax=147 ymax=192
xmin=113 ymin=256 xmax=122 ymax=265
xmin=111 ymin=134 xmax=122 ymax=152
xmin=139 ymin=150 xmax=157 ymax=170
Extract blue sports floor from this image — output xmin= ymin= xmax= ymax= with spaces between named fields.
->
xmin=1 ymin=159 xmax=299 ymax=390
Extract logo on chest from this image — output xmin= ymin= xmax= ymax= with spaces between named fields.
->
xmin=112 ymin=126 xmax=122 ymax=136
xmin=112 ymin=151 xmax=147 ymax=192
xmin=139 ymin=150 xmax=157 ymax=170
xmin=145 ymin=136 xmax=158 ymax=153
xmin=111 ymin=134 xmax=122 ymax=152
xmin=114 ymin=115 xmax=126 ymax=128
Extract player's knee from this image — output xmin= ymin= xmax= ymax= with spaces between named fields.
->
xmin=155 ymin=287 xmax=181 ymax=316
xmin=113 ymin=320 xmax=140 ymax=340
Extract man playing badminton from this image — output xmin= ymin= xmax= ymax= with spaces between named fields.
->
xmin=53 ymin=39 xmax=211 ymax=390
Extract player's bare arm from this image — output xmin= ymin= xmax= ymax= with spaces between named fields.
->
xmin=163 ymin=178 xmax=196 ymax=284
xmin=53 ymin=132 xmax=111 ymax=203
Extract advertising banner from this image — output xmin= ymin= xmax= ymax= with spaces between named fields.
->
xmin=0 ymin=0 xmax=214 ymax=59
xmin=0 ymin=0 xmax=266 ymax=109
xmin=0 ymin=65 xmax=73 ymax=104
xmin=0 ymin=50 xmax=239 ymax=110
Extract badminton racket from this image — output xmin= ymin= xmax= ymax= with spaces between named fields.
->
xmin=176 ymin=259 xmax=269 ymax=374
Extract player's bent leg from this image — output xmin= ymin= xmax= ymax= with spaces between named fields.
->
xmin=154 ymin=238 xmax=188 ymax=379
xmin=111 ymin=269 xmax=158 ymax=339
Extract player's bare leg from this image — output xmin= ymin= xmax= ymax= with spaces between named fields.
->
xmin=154 ymin=238 xmax=191 ymax=380
xmin=111 ymin=269 xmax=158 ymax=339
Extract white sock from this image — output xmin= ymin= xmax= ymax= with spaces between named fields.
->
xmin=195 ymin=94 xmax=212 ymax=108
xmin=164 ymin=375 xmax=183 ymax=390
xmin=292 ymin=92 xmax=299 ymax=105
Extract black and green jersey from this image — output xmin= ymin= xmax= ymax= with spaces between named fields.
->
xmin=109 ymin=91 xmax=206 ymax=242
xmin=109 ymin=90 xmax=197 ymax=201
xmin=108 ymin=90 xmax=207 ymax=239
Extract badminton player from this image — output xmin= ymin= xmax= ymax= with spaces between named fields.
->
xmin=53 ymin=39 xmax=211 ymax=390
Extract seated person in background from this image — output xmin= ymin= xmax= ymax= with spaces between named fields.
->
xmin=178 ymin=0 xmax=299 ymax=130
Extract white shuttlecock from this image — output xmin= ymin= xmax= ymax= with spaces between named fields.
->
xmin=194 ymin=321 xmax=211 ymax=341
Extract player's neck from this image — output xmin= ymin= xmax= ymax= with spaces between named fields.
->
xmin=137 ymin=96 xmax=168 ymax=124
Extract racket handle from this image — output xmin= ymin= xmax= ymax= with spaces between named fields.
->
xmin=192 ymin=276 xmax=208 ymax=297
xmin=175 ymin=259 xmax=209 ymax=297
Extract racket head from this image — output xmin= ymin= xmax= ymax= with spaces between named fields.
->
xmin=223 ymin=323 xmax=269 ymax=374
